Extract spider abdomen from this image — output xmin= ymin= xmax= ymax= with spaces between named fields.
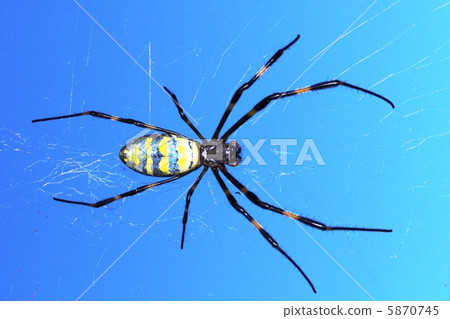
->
xmin=119 ymin=133 xmax=200 ymax=177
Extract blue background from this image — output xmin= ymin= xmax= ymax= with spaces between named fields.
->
xmin=1 ymin=1 xmax=449 ymax=300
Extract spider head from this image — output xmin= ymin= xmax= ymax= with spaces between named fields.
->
xmin=200 ymin=140 xmax=241 ymax=167
xmin=226 ymin=140 xmax=242 ymax=167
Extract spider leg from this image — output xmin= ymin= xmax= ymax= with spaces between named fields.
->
xmin=53 ymin=174 xmax=186 ymax=208
xmin=164 ymin=86 xmax=207 ymax=142
xmin=212 ymin=167 xmax=316 ymax=293
xmin=212 ymin=34 xmax=300 ymax=139
xmin=32 ymin=110 xmax=188 ymax=138
xmin=221 ymin=80 xmax=395 ymax=141
xmin=181 ymin=167 xmax=208 ymax=249
xmin=219 ymin=166 xmax=392 ymax=233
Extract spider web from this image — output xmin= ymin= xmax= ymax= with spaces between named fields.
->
xmin=1 ymin=0 xmax=449 ymax=301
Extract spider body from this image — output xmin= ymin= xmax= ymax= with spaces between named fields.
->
xmin=119 ymin=133 xmax=242 ymax=176
xmin=33 ymin=34 xmax=394 ymax=293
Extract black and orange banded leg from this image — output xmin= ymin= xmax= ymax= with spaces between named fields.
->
xmin=219 ymin=166 xmax=392 ymax=233
xmin=53 ymin=175 xmax=185 ymax=208
xmin=211 ymin=168 xmax=316 ymax=293
xmin=164 ymin=86 xmax=207 ymax=142
xmin=212 ymin=34 xmax=300 ymax=139
xmin=32 ymin=110 xmax=188 ymax=138
xmin=221 ymin=80 xmax=395 ymax=141
xmin=181 ymin=167 xmax=209 ymax=249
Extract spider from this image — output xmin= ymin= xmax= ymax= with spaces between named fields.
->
xmin=33 ymin=34 xmax=394 ymax=293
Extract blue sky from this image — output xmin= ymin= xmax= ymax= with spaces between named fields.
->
xmin=0 ymin=1 xmax=449 ymax=300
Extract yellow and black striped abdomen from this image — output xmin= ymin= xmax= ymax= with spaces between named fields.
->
xmin=119 ymin=133 xmax=200 ymax=177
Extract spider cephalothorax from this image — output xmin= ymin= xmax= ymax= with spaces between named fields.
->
xmin=200 ymin=140 xmax=242 ymax=168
